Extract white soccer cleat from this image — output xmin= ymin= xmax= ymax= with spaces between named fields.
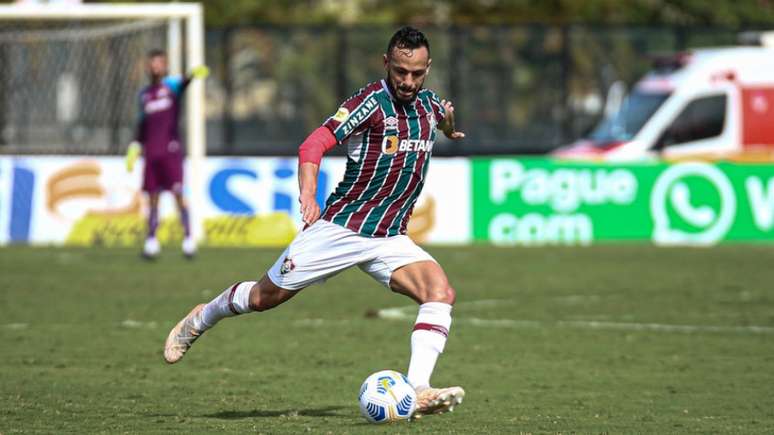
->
xmin=182 ymin=237 xmax=197 ymax=258
xmin=164 ymin=304 xmax=205 ymax=364
xmin=143 ymin=237 xmax=161 ymax=259
xmin=413 ymin=386 xmax=465 ymax=418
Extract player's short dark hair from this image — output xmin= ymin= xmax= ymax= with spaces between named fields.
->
xmin=147 ymin=49 xmax=166 ymax=59
xmin=386 ymin=26 xmax=430 ymax=57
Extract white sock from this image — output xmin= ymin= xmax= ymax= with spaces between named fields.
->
xmin=407 ymin=302 xmax=452 ymax=390
xmin=194 ymin=281 xmax=256 ymax=330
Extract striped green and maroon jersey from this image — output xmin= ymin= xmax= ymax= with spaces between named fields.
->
xmin=320 ymin=80 xmax=446 ymax=237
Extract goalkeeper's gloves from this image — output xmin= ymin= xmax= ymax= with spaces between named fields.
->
xmin=125 ymin=141 xmax=141 ymax=172
xmin=191 ymin=65 xmax=210 ymax=79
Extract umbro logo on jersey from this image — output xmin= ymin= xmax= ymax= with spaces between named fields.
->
xmin=384 ymin=116 xmax=399 ymax=128
xmin=381 ymin=135 xmax=434 ymax=154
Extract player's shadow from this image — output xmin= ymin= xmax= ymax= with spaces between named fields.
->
xmin=203 ymin=406 xmax=346 ymax=419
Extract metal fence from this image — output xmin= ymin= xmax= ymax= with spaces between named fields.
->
xmin=2 ymin=24 xmax=743 ymax=156
xmin=202 ymin=24 xmax=741 ymax=156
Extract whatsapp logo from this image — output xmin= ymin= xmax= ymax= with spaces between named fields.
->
xmin=651 ymin=163 xmax=736 ymax=245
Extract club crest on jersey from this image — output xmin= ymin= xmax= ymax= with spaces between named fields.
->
xmin=382 ymin=135 xmax=434 ymax=154
xmin=426 ymin=113 xmax=436 ymax=129
xmin=280 ymin=257 xmax=295 ymax=275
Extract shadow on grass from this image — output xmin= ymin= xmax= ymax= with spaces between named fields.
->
xmin=201 ymin=406 xmax=347 ymax=419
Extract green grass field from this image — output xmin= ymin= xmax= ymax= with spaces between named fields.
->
xmin=2 ymin=245 xmax=774 ymax=434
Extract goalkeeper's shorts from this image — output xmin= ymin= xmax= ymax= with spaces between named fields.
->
xmin=143 ymin=155 xmax=184 ymax=194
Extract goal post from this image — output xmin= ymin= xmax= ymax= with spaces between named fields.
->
xmin=0 ymin=2 xmax=206 ymax=240
xmin=0 ymin=2 xmax=206 ymax=162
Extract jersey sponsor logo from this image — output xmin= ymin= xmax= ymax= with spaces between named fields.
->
xmin=144 ymin=97 xmax=173 ymax=114
xmin=280 ymin=257 xmax=295 ymax=275
xmin=381 ymin=136 xmax=434 ymax=154
xmin=400 ymin=139 xmax=434 ymax=153
xmin=333 ymin=107 xmax=349 ymax=122
xmin=382 ymin=135 xmax=399 ymax=154
xmin=338 ymin=97 xmax=378 ymax=137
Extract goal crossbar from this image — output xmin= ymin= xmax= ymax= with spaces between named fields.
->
xmin=0 ymin=3 xmax=201 ymax=20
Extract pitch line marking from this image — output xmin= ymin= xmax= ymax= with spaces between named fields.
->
xmin=375 ymin=300 xmax=774 ymax=335
xmin=120 ymin=319 xmax=158 ymax=329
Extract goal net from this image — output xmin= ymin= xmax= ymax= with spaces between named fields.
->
xmin=0 ymin=3 xmax=205 ymax=158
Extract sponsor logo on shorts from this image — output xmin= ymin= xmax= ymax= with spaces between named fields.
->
xmin=382 ymin=136 xmax=434 ymax=154
xmin=280 ymin=257 xmax=295 ymax=275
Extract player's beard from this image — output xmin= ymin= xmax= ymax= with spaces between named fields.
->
xmin=387 ymin=77 xmax=420 ymax=105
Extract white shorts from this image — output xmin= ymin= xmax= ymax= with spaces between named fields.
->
xmin=267 ymin=219 xmax=436 ymax=291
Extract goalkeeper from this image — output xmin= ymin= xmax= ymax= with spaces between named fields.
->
xmin=126 ymin=49 xmax=208 ymax=259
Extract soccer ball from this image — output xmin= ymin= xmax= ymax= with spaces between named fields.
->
xmin=358 ymin=370 xmax=416 ymax=423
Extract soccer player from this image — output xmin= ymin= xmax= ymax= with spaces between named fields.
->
xmin=164 ymin=27 xmax=466 ymax=417
xmin=126 ymin=49 xmax=208 ymax=259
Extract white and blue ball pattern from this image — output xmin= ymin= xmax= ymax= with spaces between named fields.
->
xmin=358 ymin=370 xmax=416 ymax=423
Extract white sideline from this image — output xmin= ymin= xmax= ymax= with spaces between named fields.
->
xmin=375 ymin=300 xmax=774 ymax=335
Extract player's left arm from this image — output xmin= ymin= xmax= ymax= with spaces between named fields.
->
xmin=183 ymin=65 xmax=209 ymax=89
xmin=167 ymin=66 xmax=209 ymax=95
xmin=437 ymin=99 xmax=465 ymax=140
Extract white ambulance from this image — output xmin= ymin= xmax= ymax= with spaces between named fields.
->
xmin=554 ymin=32 xmax=774 ymax=161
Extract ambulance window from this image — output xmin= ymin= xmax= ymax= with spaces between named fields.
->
xmin=656 ymin=95 xmax=726 ymax=148
xmin=590 ymin=91 xmax=670 ymax=144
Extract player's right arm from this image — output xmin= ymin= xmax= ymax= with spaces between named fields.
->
xmin=126 ymin=92 xmax=145 ymax=172
xmin=296 ymin=84 xmax=379 ymax=224
xmin=297 ymin=127 xmax=337 ymax=224
xmin=298 ymin=162 xmax=320 ymax=225
xmin=125 ymin=140 xmax=142 ymax=172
